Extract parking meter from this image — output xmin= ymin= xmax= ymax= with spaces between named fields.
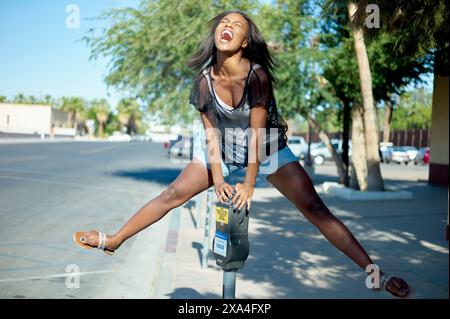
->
xmin=212 ymin=195 xmax=250 ymax=271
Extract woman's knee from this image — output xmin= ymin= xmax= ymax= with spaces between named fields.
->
xmin=159 ymin=183 xmax=186 ymax=207
xmin=300 ymin=199 xmax=331 ymax=222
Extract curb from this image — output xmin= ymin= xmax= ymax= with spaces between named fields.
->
xmin=322 ymin=182 xmax=414 ymax=200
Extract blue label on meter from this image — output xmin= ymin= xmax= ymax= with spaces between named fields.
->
xmin=214 ymin=231 xmax=228 ymax=257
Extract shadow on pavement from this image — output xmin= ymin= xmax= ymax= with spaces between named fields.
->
xmin=111 ymin=167 xmax=182 ymax=185
xmin=111 ymin=162 xmax=447 ymax=298
xmin=111 ymin=165 xmax=275 ymax=188
xmin=228 ymin=182 xmax=448 ymax=298
xmin=167 ymin=287 xmax=221 ymax=299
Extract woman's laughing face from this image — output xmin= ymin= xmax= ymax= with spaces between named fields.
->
xmin=214 ymin=12 xmax=249 ymax=54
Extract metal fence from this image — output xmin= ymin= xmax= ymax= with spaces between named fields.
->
xmin=295 ymin=128 xmax=430 ymax=149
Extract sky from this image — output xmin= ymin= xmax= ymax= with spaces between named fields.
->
xmin=0 ymin=0 xmax=433 ymax=112
xmin=0 ymin=0 xmax=139 ymax=108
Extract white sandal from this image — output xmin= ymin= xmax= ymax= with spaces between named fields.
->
xmin=73 ymin=230 xmax=115 ymax=255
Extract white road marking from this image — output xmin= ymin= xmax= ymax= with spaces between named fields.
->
xmin=79 ymin=145 xmax=121 ymax=155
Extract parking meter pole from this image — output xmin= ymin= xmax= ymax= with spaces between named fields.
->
xmin=213 ymin=195 xmax=250 ymax=299
xmin=194 ymin=193 xmax=201 ymax=230
xmin=202 ymin=188 xmax=213 ymax=269
xmin=222 ymin=270 xmax=236 ymax=299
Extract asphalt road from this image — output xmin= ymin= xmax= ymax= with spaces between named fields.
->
xmin=0 ymin=141 xmax=431 ymax=298
xmin=0 ymin=141 xmax=187 ymax=299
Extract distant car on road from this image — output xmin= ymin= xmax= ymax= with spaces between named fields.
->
xmin=287 ymin=136 xmax=307 ymax=158
xmin=386 ymin=146 xmax=411 ymax=165
xmin=130 ymin=134 xmax=151 ymax=142
xmin=401 ymin=146 xmax=419 ymax=161
xmin=414 ymin=147 xmax=430 ymax=165
xmin=380 ymin=142 xmax=394 ymax=162
xmin=108 ymin=132 xmax=131 ymax=142
xmin=163 ymin=135 xmax=183 ymax=155
xmin=169 ymin=136 xmax=193 ymax=159
xmin=301 ymin=139 xmax=352 ymax=166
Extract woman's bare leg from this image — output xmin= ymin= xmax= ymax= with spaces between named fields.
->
xmin=267 ymin=161 xmax=409 ymax=296
xmin=82 ymin=158 xmax=214 ymax=250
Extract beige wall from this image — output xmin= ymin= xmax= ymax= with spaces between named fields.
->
xmin=0 ymin=103 xmax=74 ymax=136
xmin=0 ymin=103 xmax=52 ymax=135
xmin=429 ymin=75 xmax=449 ymax=165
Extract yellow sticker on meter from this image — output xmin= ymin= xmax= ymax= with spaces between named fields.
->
xmin=216 ymin=207 xmax=228 ymax=224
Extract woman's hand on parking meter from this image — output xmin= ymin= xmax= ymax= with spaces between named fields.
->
xmin=214 ymin=180 xmax=235 ymax=203
xmin=233 ymin=182 xmax=254 ymax=210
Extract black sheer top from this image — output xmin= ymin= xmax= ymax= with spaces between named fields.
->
xmin=189 ymin=62 xmax=288 ymax=163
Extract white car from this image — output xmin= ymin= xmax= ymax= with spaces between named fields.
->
xmin=130 ymin=134 xmax=151 ymax=142
xmin=303 ymin=139 xmax=352 ymax=166
xmin=386 ymin=147 xmax=411 ymax=164
xmin=401 ymin=146 xmax=419 ymax=161
xmin=287 ymin=136 xmax=308 ymax=158
xmin=108 ymin=132 xmax=131 ymax=142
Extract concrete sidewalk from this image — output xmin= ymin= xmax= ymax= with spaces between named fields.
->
xmin=154 ymin=171 xmax=448 ymax=299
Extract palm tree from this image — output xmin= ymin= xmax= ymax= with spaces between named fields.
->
xmin=43 ymin=94 xmax=53 ymax=105
xmin=116 ymin=98 xmax=141 ymax=134
xmin=60 ymin=97 xmax=85 ymax=129
xmin=27 ymin=95 xmax=38 ymax=104
xmin=347 ymin=2 xmax=384 ymax=191
xmin=75 ymin=107 xmax=89 ymax=136
xmin=344 ymin=0 xmax=448 ymax=189
xmin=92 ymin=99 xmax=110 ymax=137
xmin=13 ymin=93 xmax=27 ymax=104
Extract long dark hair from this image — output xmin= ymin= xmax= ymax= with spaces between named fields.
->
xmin=188 ymin=10 xmax=276 ymax=83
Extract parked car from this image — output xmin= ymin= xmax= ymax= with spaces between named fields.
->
xmin=301 ymin=139 xmax=352 ymax=166
xmin=401 ymin=146 xmax=419 ymax=161
xmin=130 ymin=134 xmax=151 ymax=142
xmin=380 ymin=142 xmax=394 ymax=162
xmin=380 ymin=147 xmax=393 ymax=162
xmin=414 ymin=147 xmax=430 ymax=165
xmin=163 ymin=135 xmax=183 ymax=155
xmin=287 ymin=136 xmax=308 ymax=158
xmin=108 ymin=131 xmax=131 ymax=142
xmin=385 ymin=146 xmax=411 ymax=165
xmin=169 ymin=136 xmax=193 ymax=159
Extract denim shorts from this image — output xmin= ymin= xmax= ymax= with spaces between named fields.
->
xmin=193 ymin=143 xmax=299 ymax=180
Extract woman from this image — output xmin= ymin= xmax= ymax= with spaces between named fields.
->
xmin=74 ymin=10 xmax=409 ymax=298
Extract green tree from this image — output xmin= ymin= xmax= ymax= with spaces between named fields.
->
xmin=91 ymin=98 xmax=110 ymax=137
xmin=322 ymin=1 xmax=431 ymax=189
xmin=59 ymin=97 xmax=86 ymax=129
xmin=43 ymin=94 xmax=54 ymax=106
xmin=12 ymin=93 xmax=27 ymax=104
xmin=391 ymin=89 xmax=432 ymax=130
xmin=104 ymin=112 xmax=121 ymax=136
xmin=344 ymin=0 xmax=449 ymax=168
xmin=85 ymin=0 xmax=256 ymax=126
xmin=116 ymin=98 xmax=142 ymax=135
xmin=348 ymin=0 xmax=448 ymax=77
xmin=257 ymin=1 xmax=348 ymax=179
